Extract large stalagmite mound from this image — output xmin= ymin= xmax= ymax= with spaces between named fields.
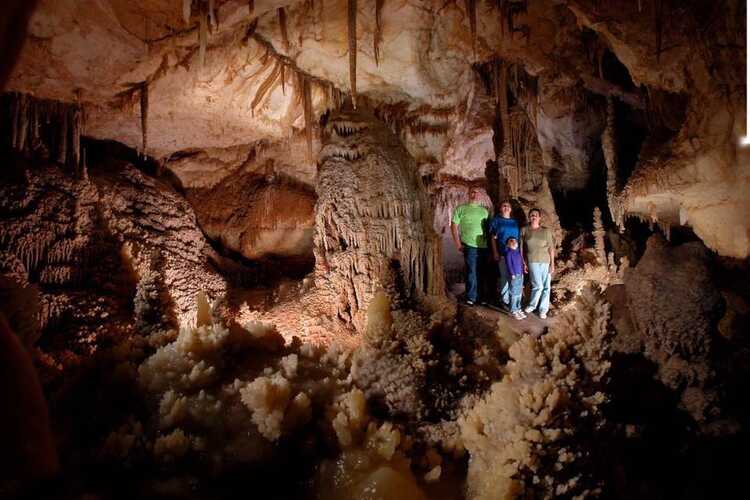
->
xmin=314 ymin=109 xmax=444 ymax=331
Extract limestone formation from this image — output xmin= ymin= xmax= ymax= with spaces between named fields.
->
xmin=624 ymin=235 xmax=724 ymax=422
xmin=314 ymin=109 xmax=444 ymax=330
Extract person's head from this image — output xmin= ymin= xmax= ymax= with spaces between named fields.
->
xmin=529 ymin=208 xmax=542 ymax=227
xmin=506 ymin=237 xmax=518 ymax=250
xmin=498 ymin=200 xmax=512 ymax=218
xmin=468 ymin=186 xmax=481 ymax=202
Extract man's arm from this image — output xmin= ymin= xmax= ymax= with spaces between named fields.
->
xmin=490 ymin=235 xmax=499 ymax=261
xmin=451 ymin=223 xmax=463 ymax=252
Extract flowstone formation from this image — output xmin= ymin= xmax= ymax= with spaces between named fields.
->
xmin=314 ymin=109 xmax=444 ymax=331
xmin=0 ymin=155 xmax=226 ymax=377
xmin=623 ymin=235 xmax=724 ymax=422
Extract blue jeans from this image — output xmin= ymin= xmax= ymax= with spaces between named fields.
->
xmin=527 ymin=262 xmax=551 ymax=314
xmin=509 ymin=274 xmax=523 ymax=313
xmin=463 ymin=246 xmax=487 ymax=302
xmin=497 ymin=256 xmax=510 ymax=305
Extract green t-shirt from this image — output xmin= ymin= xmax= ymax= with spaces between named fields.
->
xmin=452 ymin=203 xmax=488 ymax=248
xmin=521 ymin=226 xmax=554 ymax=263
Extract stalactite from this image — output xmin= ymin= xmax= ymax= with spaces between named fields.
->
xmin=5 ymin=92 xmax=86 ymax=170
xmin=278 ymin=7 xmax=290 ymax=52
xmin=464 ymin=0 xmax=477 ymax=59
xmin=58 ymin=105 xmax=68 ymax=165
xmin=654 ymin=0 xmax=664 ymax=62
xmin=198 ymin=5 xmax=208 ymax=68
xmin=602 ymin=97 xmax=623 ymax=231
xmin=280 ymin=63 xmax=286 ymax=95
xmin=250 ymin=61 xmax=281 ymax=116
xmin=302 ymin=76 xmax=314 ymax=165
xmin=347 ymin=0 xmax=357 ymax=109
xmin=140 ymin=82 xmax=149 ymax=158
xmin=248 ymin=0 xmax=254 ymax=17
xmin=17 ymin=94 xmax=29 ymax=152
xmin=374 ymin=0 xmax=384 ymax=66
xmin=71 ymin=107 xmax=81 ymax=170
xmin=498 ymin=61 xmax=509 ymax=146
xmin=183 ymin=0 xmax=192 ymax=25
xmin=208 ymin=0 xmax=217 ymax=31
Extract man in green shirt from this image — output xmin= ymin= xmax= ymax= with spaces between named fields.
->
xmin=451 ymin=187 xmax=489 ymax=305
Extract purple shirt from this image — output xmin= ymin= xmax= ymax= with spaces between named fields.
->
xmin=505 ymin=247 xmax=524 ymax=276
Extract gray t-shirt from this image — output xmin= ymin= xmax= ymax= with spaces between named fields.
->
xmin=521 ymin=226 xmax=554 ymax=263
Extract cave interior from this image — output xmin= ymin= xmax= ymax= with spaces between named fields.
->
xmin=1 ymin=1 xmax=749 ymax=499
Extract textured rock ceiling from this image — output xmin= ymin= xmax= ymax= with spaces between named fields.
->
xmin=5 ymin=0 xmax=750 ymax=257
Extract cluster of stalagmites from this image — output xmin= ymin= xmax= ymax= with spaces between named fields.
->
xmin=95 ymin=281 xmax=613 ymax=498
xmin=461 ymin=288 xmax=611 ymax=499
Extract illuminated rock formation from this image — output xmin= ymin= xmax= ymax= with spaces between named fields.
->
xmin=314 ymin=109 xmax=444 ymax=331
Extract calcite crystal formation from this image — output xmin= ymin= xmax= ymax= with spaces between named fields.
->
xmin=314 ymin=109 xmax=444 ymax=330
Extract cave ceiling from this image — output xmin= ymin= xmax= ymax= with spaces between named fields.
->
xmin=4 ymin=0 xmax=749 ymax=257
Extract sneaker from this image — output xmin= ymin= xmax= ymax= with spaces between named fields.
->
xmin=524 ymin=306 xmax=535 ymax=314
xmin=512 ymin=311 xmax=524 ymax=320
xmin=539 ymin=312 xmax=548 ymax=319
xmin=465 ymin=299 xmax=476 ymax=306
xmin=518 ymin=311 xmax=527 ymax=319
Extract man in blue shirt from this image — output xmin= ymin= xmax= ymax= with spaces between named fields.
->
xmin=489 ymin=200 xmax=521 ymax=308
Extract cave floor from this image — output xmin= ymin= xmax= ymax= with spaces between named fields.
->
xmin=450 ymin=283 xmax=554 ymax=350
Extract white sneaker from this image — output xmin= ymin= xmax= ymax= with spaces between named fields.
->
xmin=518 ymin=311 xmax=527 ymax=319
xmin=512 ymin=311 xmax=524 ymax=320
xmin=539 ymin=312 xmax=548 ymax=319
xmin=524 ymin=306 xmax=534 ymax=314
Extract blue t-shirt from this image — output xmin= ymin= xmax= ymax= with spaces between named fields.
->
xmin=488 ymin=216 xmax=520 ymax=256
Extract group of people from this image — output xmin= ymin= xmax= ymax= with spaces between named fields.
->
xmin=450 ymin=187 xmax=555 ymax=320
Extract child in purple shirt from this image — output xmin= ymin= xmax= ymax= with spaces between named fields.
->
xmin=505 ymin=237 xmax=527 ymax=320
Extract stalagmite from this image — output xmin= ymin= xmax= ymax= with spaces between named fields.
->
xmin=593 ymin=207 xmax=606 ymax=266
xmin=315 ymin=110 xmax=443 ymax=331
xmin=374 ymin=0 xmax=384 ymax=66
xmin=140 ymin=82 xmax=149 ymax=158
xmin=347 ymin=0 xmax=357 ymax=109
xmin=248 ymin=0 xmax=254 ymax=17
xmin=278 ymin=8 xmax=290 ymax=52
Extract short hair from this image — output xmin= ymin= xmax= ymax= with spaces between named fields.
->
xmin=499 ymin=199 xmax=512 ymax=207
xmin=529 ymin=207 xmax=542 ymax=216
